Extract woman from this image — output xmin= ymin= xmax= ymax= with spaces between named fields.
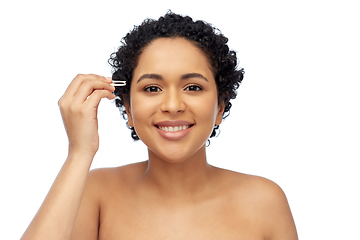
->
xmin=21 ymin=12 xmax=298 ymax=239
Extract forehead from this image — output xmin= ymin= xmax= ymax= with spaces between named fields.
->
xmin=133 ymin=37 xmax=213 ymax=77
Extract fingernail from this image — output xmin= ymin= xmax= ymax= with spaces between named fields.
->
xmin=105 ymin=77 xmax=112 ymax=82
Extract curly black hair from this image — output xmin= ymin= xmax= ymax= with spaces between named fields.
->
xmin=108 ymin=12 xmax=244 ymax=141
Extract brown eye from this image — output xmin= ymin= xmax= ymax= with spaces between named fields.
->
xmin=144 ymin=85 xmax=161 ymax=92
xmin=185 ymin=84 xmax=202 ymax=91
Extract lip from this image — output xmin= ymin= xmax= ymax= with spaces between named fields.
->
xmin=154 ymin=120 xmax=194 ymax=140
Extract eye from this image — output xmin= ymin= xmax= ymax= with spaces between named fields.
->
xmin=144 ymin=85 xmax=162 ymax=92
xmin=184 ymin=84 xmax=203 ymax=91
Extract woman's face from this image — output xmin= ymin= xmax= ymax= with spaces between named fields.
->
xmin=126 ymin=37 xmax=224 ymax=162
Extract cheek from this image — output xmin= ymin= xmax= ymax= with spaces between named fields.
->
xmin=190 ymin=95 xmax=219 ymax=123
xmin=130 ymin=94 xmax=156 ymax=126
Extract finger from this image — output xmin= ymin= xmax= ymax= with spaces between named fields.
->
xmin=83 ymin=89 xmax=116 ymax=109
xmin=72 ymin=79 xmax=115 ymax=105
xmin=61 ymin=74 xmax=110 ymax=100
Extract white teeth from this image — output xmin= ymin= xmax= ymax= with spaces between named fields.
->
xmin=158 ymin=125 xmax=190 ymax=132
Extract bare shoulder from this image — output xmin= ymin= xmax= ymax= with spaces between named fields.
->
xmin=71 ymin=162 xmax=147 ymax=240
xmin=214 ymin=167 xmax=285 ymax=200
xmin=214 ymin=168 xmax=298 ymax=240
xmin=233 ymin=171 xmax=286 ymax=203
xmin=88 ymin=161 xmax=148 ymax=187
xmin=86 ymin=161 xmax=149 ymax=197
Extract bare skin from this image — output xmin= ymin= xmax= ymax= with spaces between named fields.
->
xmin=72 ymin=162 xmax=297 ymax=240
xmin=21 ymin=38 xmax=298 ymax=240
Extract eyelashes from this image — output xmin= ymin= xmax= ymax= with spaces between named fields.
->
xmin=184 ymin=84 xmax=203 ymax=91
xmin=144 ymin=84 xmax=203 ymax=92
xmin=144 ymin=85 xmax=161 ymax=92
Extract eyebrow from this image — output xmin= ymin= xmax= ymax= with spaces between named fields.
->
xmin=136 ymin=73 xmax=208 ymax=83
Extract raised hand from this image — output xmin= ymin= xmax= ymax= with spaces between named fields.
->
xmin=58 ymin=74 xmax=115 ymax=158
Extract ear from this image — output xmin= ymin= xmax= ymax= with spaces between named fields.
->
xmin=124 ymin=97 xmax=134 ymax=128
xmin=215 ymin=100 xmax=225 ymax=126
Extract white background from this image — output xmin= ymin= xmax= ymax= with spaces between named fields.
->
xmin=1 ymin=0 xmax=359 ymax=239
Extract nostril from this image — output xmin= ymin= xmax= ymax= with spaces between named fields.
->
xmin=160 ymin=93 xmax=186 ymax=113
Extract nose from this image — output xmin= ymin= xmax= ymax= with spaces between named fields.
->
xmin=160 ymin=88 xmax=185 ymax=114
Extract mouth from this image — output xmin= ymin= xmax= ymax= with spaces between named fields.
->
xmin=154 ymin=120 xmax=195 ymax=139
xmin=155 ymin=124 xmax=194 ymax=132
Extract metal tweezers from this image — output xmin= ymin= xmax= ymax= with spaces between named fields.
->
xmin=110 ymin=80 xmax=126 ymax=87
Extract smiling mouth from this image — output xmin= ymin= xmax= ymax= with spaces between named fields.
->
xmin=155 ymin=124 xmax=194 ymax=132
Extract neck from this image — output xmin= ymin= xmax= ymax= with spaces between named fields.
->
xmin=142 ymin=145 xmax=215 ymax=200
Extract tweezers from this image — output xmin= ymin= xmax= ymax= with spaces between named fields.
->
xmin=110 ymin=80 xmax=126 ymax=87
